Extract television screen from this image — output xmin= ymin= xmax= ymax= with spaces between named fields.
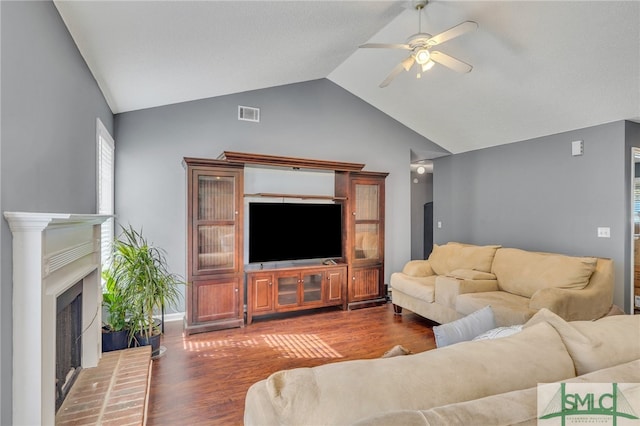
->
xmin=249 ymin=202 xmax=342 ymax=263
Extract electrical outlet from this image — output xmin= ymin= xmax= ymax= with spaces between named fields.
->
xmin=597 ymin=227 xmax=610 ymax=238
xmin=437 ymin=221 xmax=442 ymax=229
xmin=571 ymin=140 xmax=583 ymax=156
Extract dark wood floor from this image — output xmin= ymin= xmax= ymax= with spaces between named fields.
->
xmin=147 ymin=303 xmax=437 ymax=425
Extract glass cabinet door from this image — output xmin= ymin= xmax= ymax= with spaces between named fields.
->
xmin=277 ymin=275 xmax=299 ymax=306
xmin=195 ymin=173 xmax=238 ymax=272
xmin=354 ymin=183 xmax=380 ymax=261
xmin=302 ymin=272 xmax=323 ymax=304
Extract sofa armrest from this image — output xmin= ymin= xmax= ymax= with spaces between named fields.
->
xmin=529 ymin=287 xmax=611 ymax=321
xmin=402 ymin=260 xmax=434 ymax=277
xmin=529 ymin=257 xmax=614 ymax=321
xmin=435 ymin=275 xmax=499 ymax=309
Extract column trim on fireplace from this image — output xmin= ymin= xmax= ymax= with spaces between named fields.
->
xmin=4 ymin=212 xmax=111 ymax=426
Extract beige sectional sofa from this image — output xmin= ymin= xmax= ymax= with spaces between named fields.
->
xmin=390 ymin=242 xmax=614 ymax=326
xmin=244 ymin=309 xmax=640 ymax=425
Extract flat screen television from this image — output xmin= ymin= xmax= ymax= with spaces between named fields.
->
xmin=249 ymin=202 xmax=342 ymax=263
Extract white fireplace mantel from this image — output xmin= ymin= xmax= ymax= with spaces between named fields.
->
xmin=4 ymin=212 xmax=111 ymax=426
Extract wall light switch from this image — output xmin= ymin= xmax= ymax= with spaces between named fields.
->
xmin=571 ymin=140 xmax=583 ymax=156
xmin=597 ymin=227 xmax=610 ymax=238
xmin=437 ymin=221 xmax=442 ymax=229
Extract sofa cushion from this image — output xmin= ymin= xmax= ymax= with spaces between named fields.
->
xmin=428 ymin=243 xmax=500 ymax=275
xmin=524 ymin=308 xmax=640 ymax=375
xmin=402 ymin=260 xmax=434 ymax=277
xmin=390 ymin=273 xmax=436 ymax=302
xmin=446 ymin=269 xmax=496 ymax=280
xmin=491 ymin=248 xmax=597 ymax=298
xmin=433 ymin=305 xmax=496 ymax=347
xmin=457 ymin=291 xmax=535 ymax=326
xmin=250 ymin=322 xmax=575 ymax=426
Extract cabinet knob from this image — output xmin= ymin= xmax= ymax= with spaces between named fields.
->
xmin=269 ymin=281 xmax=272 ymax=286
xmin=235 ymin=288 xmax=239 ymax=292
xmin=352 ymin=276 xmax=356 ymax=281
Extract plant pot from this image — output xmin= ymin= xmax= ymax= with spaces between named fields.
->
xmin=101 ymin=328 xmax=129 ymax=352
xmin=132 ymin=332 xmax=161 ymax=356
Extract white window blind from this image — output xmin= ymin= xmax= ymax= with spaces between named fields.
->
xmin=97 ymin=118 xmax=115 ymax=271
xmin=635 ymin=178 xmax=640 ymax=214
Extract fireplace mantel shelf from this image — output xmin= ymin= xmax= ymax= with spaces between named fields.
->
xmin=4 ymin=211 xmax=113 ymax=230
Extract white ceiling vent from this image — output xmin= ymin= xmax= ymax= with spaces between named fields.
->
xmin=238 ymin=106 xmax=260 ymax=123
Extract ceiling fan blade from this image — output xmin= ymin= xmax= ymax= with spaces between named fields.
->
xmin=359 ymin=43 xmax=411 ymax=50
xmin=426 ymin=21 xmax=478 ymax=46
xmin=401 ymin=55 xmax=416 ymax=72
xmin=430 ymin=51 xmax=473 ymax=73
xmin=379 ymin=60 xmax=409 ymax=88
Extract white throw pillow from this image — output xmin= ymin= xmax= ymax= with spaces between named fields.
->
xmin=472 ymin=325 xmax=523 ymax=341
xmin=433 ymin=305 xmax=496 ymax=347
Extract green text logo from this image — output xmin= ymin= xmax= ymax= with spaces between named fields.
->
xmin=538 ymin=383 xmax=639 ymax=425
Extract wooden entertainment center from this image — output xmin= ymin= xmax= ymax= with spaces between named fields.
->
xmin=184 ymin=152 xmax=387 ymax=334
xmin=245 ymin=263 xmax=347 ymax=325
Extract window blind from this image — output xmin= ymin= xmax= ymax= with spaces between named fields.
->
xmin=97 ymin=119 xmax=115 ymax=272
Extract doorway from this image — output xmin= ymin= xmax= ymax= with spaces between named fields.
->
xmin=410 ymin=161 xmax=433 ymax=260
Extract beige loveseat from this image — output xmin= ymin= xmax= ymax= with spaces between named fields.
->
xmin=390 ymin=242 xmax=614 ymax=326
xmin=244 ymin=310 xmax=640 ymax=425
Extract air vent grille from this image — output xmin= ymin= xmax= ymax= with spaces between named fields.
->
xmin=238 ymin=106 xmax=260 ymax=123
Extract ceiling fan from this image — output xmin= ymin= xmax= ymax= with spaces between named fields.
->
xmin=359 ymin=0 xmax=478 ymax=88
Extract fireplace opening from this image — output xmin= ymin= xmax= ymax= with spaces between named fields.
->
xmin=56 ymin=280 xmax=83 ymax=412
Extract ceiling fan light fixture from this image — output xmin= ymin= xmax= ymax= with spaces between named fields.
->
xmin=415 ymin=49 xmax=431 ymax=65
xmin=421 ymin=60 xmax=435 ymax=72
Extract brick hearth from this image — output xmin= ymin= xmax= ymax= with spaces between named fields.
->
xmin=56 ymin=346 xmax=152 ymax=425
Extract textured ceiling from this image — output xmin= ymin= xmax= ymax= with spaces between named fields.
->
xmin=54 ymin=0 xmax=640 ymax=156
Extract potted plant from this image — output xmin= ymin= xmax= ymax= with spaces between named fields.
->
xmin=105 ymin=225 xmax=184 ymax=355
xmin=101 ymin=271 xmax=130 ymax=352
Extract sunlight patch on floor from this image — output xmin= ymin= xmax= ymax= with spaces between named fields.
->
xmin=261 ymin=334 xmax=343 ymax=359
xmin=183 ymin=338 xmax=261 ymax=357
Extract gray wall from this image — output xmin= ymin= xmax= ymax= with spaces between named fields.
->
xmin=0 ymin=1 xmax=113 ymax=423
xmin=433 ymin=120 xmax=640 ymax=312
xmin=114 ymin=78 xmax=447 ymax=313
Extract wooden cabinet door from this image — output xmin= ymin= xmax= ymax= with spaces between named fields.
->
xmin=325 ymin=268 xmax=344 ymax=303
xmin=351 ymin=178 xmax=384 ymax=266
xmin=275 ymin=272 xmax=300 ymax=308
xmin=301 ymin=270 xmax=324 ymax=306
xmin=192 ymin=278 xmax=240 ymax=323
xmin=191 ymin=168 xmax=243 ymax=276
xmin=349 ymin=266 xmax=381 ymax=302
xmin=249 ymin=273 xmax=274 ymax=313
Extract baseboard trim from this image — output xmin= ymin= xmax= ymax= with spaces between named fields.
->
xmin=155 ymin=312 xmax=185 ymax=323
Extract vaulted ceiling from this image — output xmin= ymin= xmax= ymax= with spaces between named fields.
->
xmin=54 ymin=1 xmax=640 ymax=156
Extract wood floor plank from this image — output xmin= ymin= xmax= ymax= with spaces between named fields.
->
xmin=147 ymin=304 xmax=436 ymax=425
